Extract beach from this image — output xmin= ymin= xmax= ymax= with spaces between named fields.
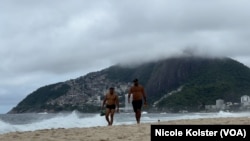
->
xmin=1 ymin=117 xmax=250 ymax=141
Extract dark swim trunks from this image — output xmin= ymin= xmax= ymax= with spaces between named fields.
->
xmin=132 ymin=100 xmax=143 ymax=112
xmin=106 ymin=104 xmax=116 ymax=110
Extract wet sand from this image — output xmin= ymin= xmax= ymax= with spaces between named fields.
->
xmin=0 ymin=117 xmax=250 ymax=141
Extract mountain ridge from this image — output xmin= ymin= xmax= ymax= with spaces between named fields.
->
xmin=8 ymin=56 xmax=250 ymax=113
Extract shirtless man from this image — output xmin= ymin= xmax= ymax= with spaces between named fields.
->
xmin=128 ymin=79 xmax=147 ymax=124
xmin=102 ymin=87 xmax=119 ymax=126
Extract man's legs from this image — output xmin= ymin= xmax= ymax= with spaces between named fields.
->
xmin=135 ymin=109 xmax=141 ymax=124
xmin=110 ymin=109 xmax=115 ymax=125
xmin=105 ymin=108 xmax=111 ymax=125
xmin=132 ymin=100 xmax=142 ymax=124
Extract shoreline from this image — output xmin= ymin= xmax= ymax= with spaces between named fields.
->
xmin=1 ymin=117 xmax=250 ymax=141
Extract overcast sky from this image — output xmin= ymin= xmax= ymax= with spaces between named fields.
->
xmin=1 ymin=0 xmax=250 ymax=114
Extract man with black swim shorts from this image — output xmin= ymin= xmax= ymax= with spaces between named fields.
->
xmin=102 ymin=87 xmax=119 ymax=126
xmin=128 ymin=79 xmax=147 ymax=124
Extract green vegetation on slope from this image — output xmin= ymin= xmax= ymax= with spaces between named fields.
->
xmin=9 ymin=56 xmax=250 ymax=113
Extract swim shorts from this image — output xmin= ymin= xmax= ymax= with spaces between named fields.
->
xmin=132 ymin=100 xmax=143 ymax=112
xmin=106 ymin=104 xmax=116 ymax=110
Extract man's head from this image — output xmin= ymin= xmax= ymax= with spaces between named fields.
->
xmin=109 ymin=87 xmax=114 ymax=94
xmin=133 ymin=78 xmax=139 ymax=86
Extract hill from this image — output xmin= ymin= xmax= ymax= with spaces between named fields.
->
xmin=8 ymin=56 xmax=250 ymax=113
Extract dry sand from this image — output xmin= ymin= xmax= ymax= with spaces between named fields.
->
xmin=0 ymin=117 xmax=250 ymax=141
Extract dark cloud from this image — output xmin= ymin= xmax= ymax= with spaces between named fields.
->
xmin=1 ymin=0 xmax=250 ymax=113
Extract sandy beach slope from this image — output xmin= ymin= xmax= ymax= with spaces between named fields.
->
xmin=0 ymin=117 xmax=250 ymax=141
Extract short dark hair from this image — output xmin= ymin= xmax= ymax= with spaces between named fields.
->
xmin=133 ymin=78 xmax=138 ymax=82
xmin=109 ymin=87 xmax=114 ymax=89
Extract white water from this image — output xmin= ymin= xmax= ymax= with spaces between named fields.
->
xmin=0 ymin=111 xmax=107 ymax=134
xmin=0 ymin=111 xmax=250 ymax=134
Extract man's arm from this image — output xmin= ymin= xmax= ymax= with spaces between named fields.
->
xmin=116 ymin=95 xmax=119 ymax=112
xmin=102 ymin=95 xmax=107 ymax=109
xmin=142 ymin=87 xmax=147 ymax=104
xmin=128 ymin=88 xmax=132 ymax=103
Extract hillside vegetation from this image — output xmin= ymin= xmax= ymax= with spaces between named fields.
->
xmin=9 ymin=56 xmax=250 ymax=113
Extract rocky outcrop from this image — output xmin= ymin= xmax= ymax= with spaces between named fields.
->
xmin=9 ymin=56 xmax=250 ymax=113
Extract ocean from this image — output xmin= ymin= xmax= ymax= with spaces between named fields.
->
xmin=1 ymin=110 xmax=250 ymax=135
